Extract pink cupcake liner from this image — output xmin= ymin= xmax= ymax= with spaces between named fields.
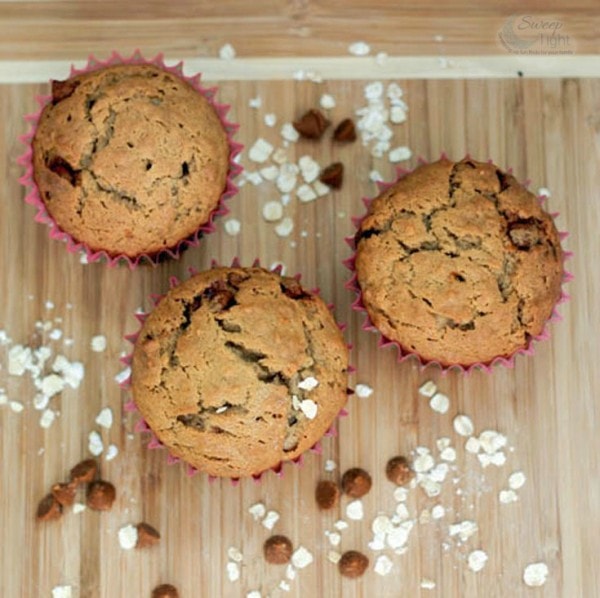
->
xmin=17 ymin=50 xmax=243 ymax=269
xmin=120 ymin=258 xmax=353 ymax=484
xmin=344 ymin=153 xmax=573 ymax=375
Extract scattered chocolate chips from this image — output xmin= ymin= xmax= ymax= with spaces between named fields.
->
xmin=338 ymin=550 xmax=369 ymax=578
xmin=341 ymin=467 xmax=372 ymax=498
xmin=86 ymin=480 xmax=116 ymax=511
xmin=319 ymin=162 xmax=344 ymax=189
xmin=51 ymin=79 xmax=81 ymax=104
xmin=264 ymin=534 xmax=293 ymax=564
xmin=151 ymin=584 xmax=179 ymax=598
xmin=51 ymin=482 xmax=77 ymax=507
xmin=136 ymin=522 xmax=161 ymax=548
xmin=70 ymin=458 xmax=98 ymax=485
xmin=36 ymin=493 xmax=62 ymax=522
xmin=385 ymin=455 xmax=414 ymax=486
xmin=315 ymin=480 xmax=340 ymax=510
xmin=333 ymin=118 xmax=357 ymax=142
xmin=293 ymin=109 xmax=331 ymax=140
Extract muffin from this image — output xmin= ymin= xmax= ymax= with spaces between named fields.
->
xmin=131 ymin=266 xmax=349 ymax=478
xmin=30 ymin=62 xmax=231 ymax=260
xmin=351 ymin=157 xmax=565 ymax=368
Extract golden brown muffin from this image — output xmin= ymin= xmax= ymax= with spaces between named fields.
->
xmin=354 ymin=158 xmax=564 ymax=367
xmin=32 ymin=64 xmax=230 ymax=258
xmin=131 ymin=267 xmax=349 ymax=478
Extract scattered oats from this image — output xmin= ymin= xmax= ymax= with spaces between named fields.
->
xmin=375 ymin=51 xmax=389 ymax=65
xmin=440 ymin=447 xmax=456 ymax=462
xmin=247 ymin=592 xmax=262 ymax=598
xmin=52 ymin=586 xmax=72 ymax=598
xmin=279 ymin=581 xmax=291 ymax=592
xmin=219 ymin=43 xmax=236 ymax=60
xmin=9 ymin=401 xmax=24 ymax=413
xmin=413 ymin=451 xmax=435 ymax=473
xmin=8 ymin=345 xmax=31 ymax=376
xmin=319 ymin=94 xmax=336 ymax=109
xmin=371 ymin=140 xmax=391 ymax=158
xmin=45 ymin=300 xmax=55 ymax=310
xmin=276 ymin=165 xmax=298 ymax=193
xmin=245 ymin=171 xmax=264 ymax=185
xmin=364 ymin=81 xmax=384 ymax=100
xmin=53 ymin=357 xmax=84 ymax=388
xmin=429 ymin=463 xmax=450 ymax=482
xmin=355 ymin=383 xmax=374 ymax=398
xmin=262 ymin=201 xmax=283 ymax=222
xmin=226 ymin=561 xmax=240 ymax=582
xmin=499 ymin=489 xmax=519 ymax=504
xmin=395 ymin=503 xmax=410 ymax=520
xmin=468 ymin=550 xmax=488 ymax=572
xmin=387 ymin=521 xmax=413 ymax=550
xmin=298 ymin=155 xmax=321 ymax=183
xmin=285 ymin=564 xmax=296 ymax=580
xmin=275 ymin=217 xmax=294 ymax=238
xmin=368 ymin=534 xmax=386 ymax=551
xmin=248 ymin=502 xmax=266 ymax=521
xmin=39 ymin=408 xmax=56 ymax=429
xmin=291 ymin=546 xmax=313 ymax=569
xmin=105 ymin=444 xmax=119 ymax=461
xmin=372 ymin=515 xmax=393 ymax=535
xmin=281 ymin=123 xmax=300 ymax=143
xmin=327 ymin=550 xmax=341 ymax=564
xmin=298 ymin=376 xmax=319 ymax=391
xmin=72 ymin=502 xmax=86 ymax=514
xmin=453 ymin=414 xmax=475 ymax=437
xmin=334 ymin=519 xmax=349 ymax=531
xmin=465 ymin=437 xmax=481 ymax=453
xmin=419 ymin=509 xmax=431 ymax=524
xmin=326 ymin=531 xmax=341 ymax=546
xmin=420 ymin=478 xmax=441 ymax=497
xmin=489 ymin=452 xmax=507 ymax=467
xmin=264 ymin=113 xmax=277 ymax=127
xmin=297 ymin=184 xmax=318 ymax=203
xmin=248 ymin=96 xmax=262 ymax=109
xmin=431 ymin=505 xmax=445 ymax=520
xmin=374 ymin=555 xmax=394 ymax=576
xmin=369 ymin=169 xmax=384 ymax=183
xmin=523 ymin=562 xmax=549 ymax=587
xmin=41 ymin=374 xmax=65 ymax=398
xmin=430 ymin=392 xmax=450 ymax=414
xmin=80 ymin=252 xmax=89 ymax=264
xmin=259 ymin=165 xmax=279 ymax=181
xmin=272 ymin=147 xmax=289 ymax=165
xmin=88 ymin=431 xmax=104 ymax=456
xmin=248 ymin=138 xmax=274 ymax=163
xmin=313 ymin=180 xmax=330 ymax=197
xmin=0 ymin=330 xmax=10 ymax=345
xmin=90 ymin=335 xmax=107 ymax=352
xmin=0 ymin=391 xmax=7 ymax=406
xmin=114 ymin=366 xmax=131 ymax=385
xmin=346 ymin=499 xmax=364 ymax=521
xmin=393 ymin=487 xmax=409 ymax=502
xmin=299 ymin=399 xmax=318 ymax=419
xmin=389 ymin=146 xmax=413 ymax=163
xmin=280 ymin=194 xmax=291 ymax=207
xmin=348 ymin=41 xmax=371 ymax=56
xmin=418 ymin=380 xmax=437 ymax=397
xmin=421 ymin=579 xmax=436 ymax=590
xmin=224 ymin=218 xmax=242 ymax=236
xmin=95 ymin=407 xmax=113 ymax=429
xmin=118 ymin=524 xmax=138 ymax=550
xmin=479 ymin=430 xmax=508 ymax=454
xmin=449 ymin=520 xmax=478 ymax=542
xmin=537 ymin=187 xmax=551 ymax=198
xmin=228 ymin=547 xmax=244 ymax=563
xmin=325 ymin=459 xmax=337 ymax=472
xmin=387 ymin=83 xmax=404 ymax=100
xmin=49 ymin=328 xmax=62 ymax=340
xmin=509 ymin=471 xmax=527 ymax=490
xmin=262 ymin=510 xmax=280 ymax=530
xmin=390 ymin=105 xmax=407 ymax=124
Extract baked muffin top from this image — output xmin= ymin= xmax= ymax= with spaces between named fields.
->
xmin=131 ymin=267 xmax=349 ymax=478
xmin=354 ymin=158 xmax=564 ymax=367
xmin=32 ymin=64 xmax=229 ymax=258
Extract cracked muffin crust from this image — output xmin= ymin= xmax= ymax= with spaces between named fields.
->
xmin=131 ymin=267 xmax=349 ymax=478
xmin=354 ymin=158 xmax=564 ymax=367
xmin=31 ymin=64 xmax=229 ymax=258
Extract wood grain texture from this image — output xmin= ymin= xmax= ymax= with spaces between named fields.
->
xmin=0 ymin=74 xmax=599 ymax=598
xmin=0 ymin=1 xmax=598 ymax=59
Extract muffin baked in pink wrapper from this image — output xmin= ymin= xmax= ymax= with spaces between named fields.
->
xmin=120 ymin=259 xmax=352 ymax=484
xmin=18 ymin=51 xmax=243 ymax=268
xmin=344 ymin=155 xmax=572 ymax=374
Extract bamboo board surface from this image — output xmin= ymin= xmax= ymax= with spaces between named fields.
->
xmin=0 ymin=72 xmax=599 ymax=597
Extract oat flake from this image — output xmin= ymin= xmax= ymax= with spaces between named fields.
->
xmin=468 ymin=550 xmax=488 ymax=572
xmin=453 ymin=414 xmax=475 ymax=437
xmin=523 ymin=562 xmax=549 ymax=587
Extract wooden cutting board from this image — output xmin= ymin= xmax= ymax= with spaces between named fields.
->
xmin=0 ymin=72 xmax=598 ymax=598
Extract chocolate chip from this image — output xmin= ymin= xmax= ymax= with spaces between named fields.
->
xmin=70 ymin=458 xmax=98 ymax=485
xmin=385 ymin=456 xmax=414 ymax=486
xmin=51 ymin=482 xmax=77 ymax=507
xmin=315 ymin=480 xmax=340 ymax=510
xmin=333 ymin=118 xmax=357 ymax=142
xmin=136 ymin=522 xmax=161 ymax=548
xmin=263 ymin=535 xmax=293 ymax=564
xmin=279 ymin=279 xmax=311 ymax=300
xmin=508 ymin=220 xmax=541 ymax=249
xmin=151 ymin=584 xmax=179 ymax=598
xmin=51 ymin=79 xmax=81 ymax=104
xmin=341 ymin=468 xmax=372 ymax=498
xmin=47 ymin=155 xmax=82 ymax=187
xmin=36 ymin=493 xmax=62 ymax=522
xmin=293 ymin=109 xmax=331 ymax=140
xmin=319 ymin=162 xmax=344 ymax=189
xmin=86 ymin=480 xmax=116 ymax=511
xmin=338 ymin=550 xmax=369 ymax=578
